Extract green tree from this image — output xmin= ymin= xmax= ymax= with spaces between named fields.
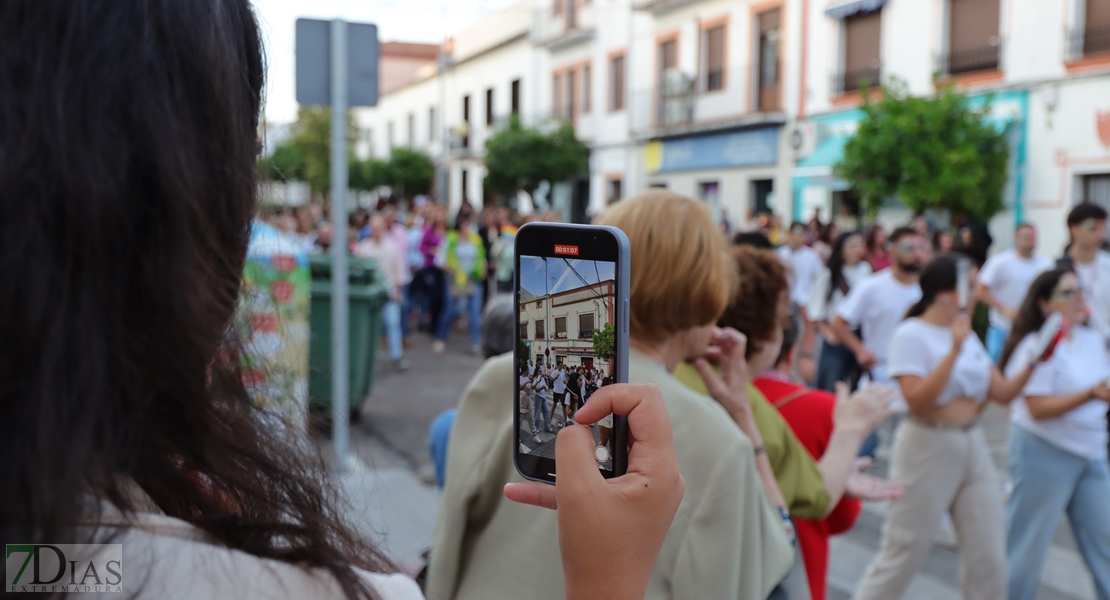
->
xmin=835 ymin=79 xmax=1010 ymax=222
xmin=385 ymin=147 xmax=435 ymax=198
xmin=258 ymin=107 xmax=361 ymax=198
xmin=484 ymin=115 xmax=589 ymax=201
xmin=592 ymin=323 xmax=615 ymax=362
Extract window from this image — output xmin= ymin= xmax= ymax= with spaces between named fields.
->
xmin=945 ymin=0 xmax=1001 ymax=75
xmin=606 ymin=178 xmax=623 ymax=204
xmin=511 ymin=79 xmax=521 ymax=114
xmin=553 ymin=74 xmax=563 ymax=119
xmin=582 ymin=65 xmax=591 ymax=113
xmin=1083 ymin=174 xmax=1110 ymax=211
xmin=838 ymin=8 xmax=882 ymax=95
xmin=428 ymin=107 xmax=436 ymax=141
xmin=519 ymin=322 xmax=528 ymax=339
xmin=486 ymin=88 xmax=494 ymax=125
xmin=578 ymin=313 xmax=595 ymax=338
xmin=757 ymin=9 xmax=781 ymax=111
xmin=556 ymin=355 xmax=566 ymax=365
xmin=566 ymin=70 xmax=576 ymax=120
xmin=1079 ymin=0 xmax=1110 ymax=57
xmin=702 ymin=25 xmax=726 ymax=91
xmin=581 ymin=357 xmax=594 ymax=369
xmin=461 ymin=169 xmax=469 ymax=204
xmin=462 ymin=95 xmax=470 ymax=148
xmin=609 ymin=54 xmax=625 ymax=111
xmin=407 ymin=113 xmax=415 ymax=147
xmin=535 ymin=300 xmax=542 ymax=308
xmin=553 ymin=0 xmax=563 ymax=15
xmin=555 ymin=316 xmax=567 ymax=339
xmin=387 ymin=121 xmax=394 ymax=146
xmin=535 ymin=319 xmax=546 ymax=340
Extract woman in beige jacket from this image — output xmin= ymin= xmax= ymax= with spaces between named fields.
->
xmin=428 ymin=191 xmax=795 ymax=600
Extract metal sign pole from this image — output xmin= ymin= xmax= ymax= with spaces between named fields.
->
xmin=329 ymin=19 xmax=351 ymax=473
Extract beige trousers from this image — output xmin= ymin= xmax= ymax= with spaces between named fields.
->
xmin=854 ymin=418 xmax=1007 ymax=600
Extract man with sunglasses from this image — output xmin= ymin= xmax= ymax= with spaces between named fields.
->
xmin=1058 ymin=203 xmax=1110 ymax=344
xmin=830 ymin=227 xmax=927 ymax=406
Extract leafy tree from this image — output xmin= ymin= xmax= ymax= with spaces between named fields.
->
xmin=385 ymin=147 xmax=435 ymax=198
xmin=484 ymin=115 xmax=589 ymax=201
xmin=592 ymin=323 xmax=615 ymax=362
xmin=261 ymin=142 xmax=305 ymax=182
xmin=835 ymin=79 xmax=1010 ymax=222
xmin=258 ymin=107 xmax=360 ymax=198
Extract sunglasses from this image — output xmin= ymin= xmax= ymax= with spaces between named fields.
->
xmin=896 ymin=241 xmax=929 ymax=253
xmin=1052 ymin=286 xmax=1082 ymax=301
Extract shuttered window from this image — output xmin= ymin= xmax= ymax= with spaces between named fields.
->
xmin=840 ymin=9 xmax=881 ymax=94
xmin=704 ymin=25 xmax=725 ymax=91
xmin=1085 ymin=0 xmax=1110 ymax=55
xmin=947 ymin=0 xmax=1000 ymax=74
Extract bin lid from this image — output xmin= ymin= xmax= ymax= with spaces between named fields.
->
xmin=308 ymin=253 xmax=381 ymax=285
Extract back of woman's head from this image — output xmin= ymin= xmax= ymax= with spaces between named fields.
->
xmin=904 ymin=254 xmax=959 ymax=318
xmin=718 ymin=246 xmax=790 ymax=360
xmin=1 ymin=1 xmax=387 ymax=597
xmin=999 ymin=268 xmax=1073 ymax=369
xmin=595 ymin=190 xmax=736 ymax=342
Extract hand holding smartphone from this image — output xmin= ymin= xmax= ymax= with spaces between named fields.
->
xmin=513 ymin=223 xmax=631 ymax=483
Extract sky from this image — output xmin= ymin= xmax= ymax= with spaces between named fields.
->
xmin=519 ymin=257 xmax=616 ymax=299
xmin=251 ymin=0 xmax=519 ymax=124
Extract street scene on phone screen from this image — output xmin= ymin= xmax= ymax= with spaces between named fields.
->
xmin=517 ymin=255 xmax=617 ymax=469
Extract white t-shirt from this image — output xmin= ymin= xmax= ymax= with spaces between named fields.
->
xmin=887 ymin=318 xmax=993 ymax=406
xmin=807 ymin=261 xmax=873 ymax=322
xmin=1004 ymin=326 xmax=1110 ymax=460
xmin=1072 ymin=250 xmax=1110 ymax=343
xmin=552 ymin=369 xmax=566 ymax=394
xmin=777 ymin=245 xmax=825 ymax=308
xmin=532 ymin=373 xmax=548 ymax=395
xmin=977 ymin=249 xmax=1052 ymax=331
xmin=835 ymin=270 xmax=923 ymax=365
xmin=519 ymin=374 xmax=532 ymax=393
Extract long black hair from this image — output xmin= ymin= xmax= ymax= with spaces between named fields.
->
xmin=904 ymin=254 xmax=959 ymax=319
xmin=0 ymin=2 xmax=388 ymax=598
xmin=827 ymin=232 xmax=863 ymax=302
xmin=999 ymin=268 xmax=1074 ymax=370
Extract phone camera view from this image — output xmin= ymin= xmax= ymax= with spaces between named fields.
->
xmin=518 ymin=255 xmax=617 ymax=471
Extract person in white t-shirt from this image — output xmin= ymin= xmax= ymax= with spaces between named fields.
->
xmin=777 ymin=222 xmax=826 ymax=381
xmin=831 ymin=227 xmax=928 ymax=393
xmin=550 ymin=363 xmax=572 ymax=427
xmin=999 ymin=267 xmax=1110 ymax=600
xmin=977 ymin=223 xmax=1053 ymax=362
xmin=808 ymin=231 xmax=872 ymax=392
xmin=531 ymin=365 xmax=553 ymax=434
xmin=1059 ymin=203 xmax=1110 ymax=344
xmin=854 ymin=255 xmax=1036 ymax=600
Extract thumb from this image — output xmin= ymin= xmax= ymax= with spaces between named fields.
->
xmin=555 ymin=424 xmax=605 ymax=497
xmin=834 ymin=381 xmax=850 ymax=404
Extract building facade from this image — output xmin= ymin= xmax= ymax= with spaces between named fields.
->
xmin=519 ymin=279 xmax=615 ymax=369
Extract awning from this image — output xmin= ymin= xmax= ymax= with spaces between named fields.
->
xmin=797 ymin=134 xmax=849 ymax=170
xmin=825 ymin=0 xmax=887 ymax=19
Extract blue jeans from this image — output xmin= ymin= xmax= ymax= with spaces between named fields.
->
xmin=436 ymin=284 xmax=483 ymax=345
xmin=533 ymin=393 xmax=552 ymax=432
xmin=1006 ymin=425 xmax=1110 ymax=600
xmin=428 ymin=408 xmax=456 ymax=489
xmin=987 ymin=325 xmax=1008 ymax=364
xmin=400 ymin=283 xmax=412 ymax=338
xmin=381 ymin=300 xmax=403 ymax=360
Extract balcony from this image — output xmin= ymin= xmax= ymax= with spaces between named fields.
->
xmin=532 ymin=3 xmax=595 ymax=51
xmin=632 ymin=0 xmax=704 ymax=15
xmin=629 ymin=66 xmax=787 ymax=138
xmin=937 ymin=41 xmax=1002 ymax=77
xmin=1066 ymin=25 xmax=1110 ymax=62
xmin=831 ymin=64 xmax=882 ymax=96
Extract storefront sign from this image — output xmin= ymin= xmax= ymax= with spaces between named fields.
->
xmin=645 ymin=127 xmax=778 ymax=174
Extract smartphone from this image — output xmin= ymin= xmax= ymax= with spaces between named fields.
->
xmin=956 ymin=257 xmax=971 ymax=314
xmin=1032 ymin=311 xmax=1066 ymax=362
xmin=513 ymin=222 xmax=631 ymax=484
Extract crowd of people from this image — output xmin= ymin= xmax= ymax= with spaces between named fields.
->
xmin=517 ymin=359 xmax=613 ymax=463
xmin=8 ymin=2 xmax=1110 ymax=600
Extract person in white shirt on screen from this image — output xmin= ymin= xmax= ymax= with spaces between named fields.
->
xmin=977 ymin=223 xmax=1053 ymax=362
xmin=854 ymin=255 xmax=1035 ymax=600
xmin=808 ymin=231 xmax=872 ymax=392
xmin=778 ymin=221 xmax=826 ymax=381
xmin=830 ymin=227 xmax=927 ymax=395
xmin=1058 ymin=203 xmax=1110 ymax=344
xmin=999 ymin=267 xmax=1110 ymax=600
xmin=550 ymin=363 xmax=571 ymax=426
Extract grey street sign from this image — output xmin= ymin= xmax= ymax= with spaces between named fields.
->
xmin=295 ymin=19 xmax=379 ymax=107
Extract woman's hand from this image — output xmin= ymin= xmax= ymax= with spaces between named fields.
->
xmin=951 ymin=315 xmax=971 ymax=353
xmin=505 ymin=384 xmax=684 ymax=600
xmin=845 ymin=458 xmax=904 ymax=501
xmin=693 ymin=327 xmax=753 ymax=421
xmin=1091 ymin=382 xmax=1110 ymax=403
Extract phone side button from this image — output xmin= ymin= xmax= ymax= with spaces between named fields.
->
xmin=622 ymin=299 xmax=629 ymax=333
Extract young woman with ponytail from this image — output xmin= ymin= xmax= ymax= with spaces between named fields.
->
xmin=999 ymin=268 xmax=1110 ymax=600
xmin=855 ymin=255 xmax=1038 ymax=600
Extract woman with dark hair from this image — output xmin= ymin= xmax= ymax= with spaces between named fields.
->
xmin=932 ymin=229 xmax=955 ymax=254
xmin=999 ymin=268 xmax=1110 ymax=600
xmin=808 ymin=232 xmax=872 ymax=392
xmin=0 ymin=2 xmax=684 ymax=599
xmin=855 ymin=255 xmax=1036 ymax=600
xmin=813 ymin=222 xmax=839 ymax=264
xmin=864 ymin=225 xmax=891 ymax=272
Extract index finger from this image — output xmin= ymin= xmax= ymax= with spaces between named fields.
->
xmin=574 ymin=383 xmax=674 ymax=452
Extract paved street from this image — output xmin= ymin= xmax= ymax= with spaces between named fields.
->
xmin=323 ymin=336 xmax=1097 ymax=599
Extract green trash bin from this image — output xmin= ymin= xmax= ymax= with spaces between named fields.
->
xmin=308 ymin=254 xmax=390 ymax=421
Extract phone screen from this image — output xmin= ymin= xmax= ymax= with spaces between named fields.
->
xmin=514 ymin=224 xmax=629 ymax=483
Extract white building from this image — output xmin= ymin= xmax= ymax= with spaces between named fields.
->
xmin=519 ymin=279 xmax=615 ymax=368
xmin=794 ymin=0 xmax=1110 ymax=256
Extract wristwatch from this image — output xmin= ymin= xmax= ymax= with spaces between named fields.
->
xmin=778 ymin=507 xmax=796 ymax=545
